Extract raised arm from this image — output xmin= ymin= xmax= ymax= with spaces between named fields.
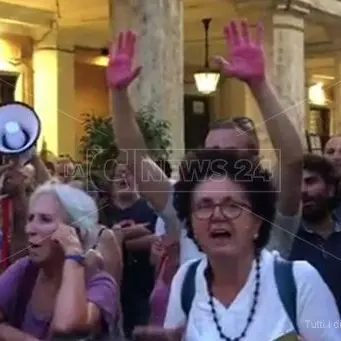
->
xmin=1 ymin=166 xmax=29 ymax=261
xmin=214 ymin=20 xmax=303 ymax=254
xmin=106 ymin=31 xmax=172 ymax=213
xmin=51 ymin=225 xmax=117 ymax=334
xmin=30 ymin=150 xmax=51 ymax=185
xmin=214 ymin=20 xmax=302 ymax=215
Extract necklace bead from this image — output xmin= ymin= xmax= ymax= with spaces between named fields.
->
xmin=205 ymin=253 xmax=261 ymax=341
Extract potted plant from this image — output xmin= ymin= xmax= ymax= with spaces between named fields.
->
xmin=80 ymin=106 xmax=172 ymax=172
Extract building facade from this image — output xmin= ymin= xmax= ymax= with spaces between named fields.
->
xmin=0 ymin=0 xmax=340 ymax=163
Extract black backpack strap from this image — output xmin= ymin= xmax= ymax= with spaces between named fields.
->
xmin=274 ymin=257 xmax=298 ymax=333
xmin=93 ymin=227 xmax=106 ymax=249
xmin=12 ymin=261 xmax=39 ymax=328
xmin=181 ymin=260 xmax=200 ymax=317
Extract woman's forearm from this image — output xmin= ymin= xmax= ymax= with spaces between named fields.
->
xmin=121 ymin=226 xmax=151 ymax=240
xmin=249 ymin=78 xmax=303 ymax=164
xmin=249 ymin=78 xmax=303 ymax=216
xmin=52 ymin=260 xmax=88 ymax=332
xmin=125 ymin=235 xmax=156 ymax=251
xmin=0 ymin=324 xmax=39 ymax=341
xmin=112 ymin=89 xmax=148 ymax=152
xmin=112 ymin=88 xmax=172 ymax=212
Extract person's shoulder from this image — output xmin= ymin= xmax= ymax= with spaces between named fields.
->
xmin=292 ymin=259 xmax=317 ymax=273
xmin=0 ymin=256 xmax=32 ymax=280
xmin=291 ymin=259 xmax=324 ymax=290
xmin=267 ymin=251 xmax=319 ymax=284
xmin=97 ymin=227 xmax=114 ymax=241
xmin=173 ymin=258 xmax=204 ymax=284
xmin=179 ymin=258 xmax=202 ymax=271
xmin=274 ymin=207 xmax=302 ymax=226
xmin=86 ymin=271 xmax=118 ymax=316
xmin=7 ymin=256 xmax=31 ymax=272
xmin=87 ymin=271 xmax=118 ymax=289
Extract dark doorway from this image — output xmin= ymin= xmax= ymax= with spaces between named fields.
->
xmin=184 ymin=95 xmax=210 ymax=151
xmin=0 ymin=74 xmax=18 ymax=165
xmin=309 ymin=105 xmax=330 ymax=149
xmin=0 ymin=74 xmax=18 ymax=103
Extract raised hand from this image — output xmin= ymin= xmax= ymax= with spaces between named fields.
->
xmin=52 ymin=224 xmax=83 ymax=255
xmin=213 ymin=20 xmax=265 ymax=85
xmin=106 ymin=30 xmax=142 ymax=90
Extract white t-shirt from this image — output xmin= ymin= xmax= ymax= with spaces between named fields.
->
xmin=164 ymin=250 xmax=340 ymax=341
xmin=158 ymin=188 xmax=301 ymax=264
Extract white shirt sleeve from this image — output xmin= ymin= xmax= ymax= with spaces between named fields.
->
xmin=163 ymin=261 xmax=195 ymax=328
xmin=294 ymin=260 xmax=341 ymax=340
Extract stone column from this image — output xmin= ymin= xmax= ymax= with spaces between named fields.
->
xmin=33 ymin=30 xmax=76 ymax=158
xmin=333 ymin=54 xmax=341 ymax=134
xmin=111 ymin=0 xmax=184 ymax=164
xmin=271 ymin=12 xmax=306 ymax=146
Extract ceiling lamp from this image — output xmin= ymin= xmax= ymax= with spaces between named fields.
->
xmin=309 ymin=82 xmax=327 ymax=106
xmin=194 ymin=18 xmax=220 ymax=95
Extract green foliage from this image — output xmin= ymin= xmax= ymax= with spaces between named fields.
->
xmin=40 ymin=138 xmax=48 ymax=162
xmin=39 ymin=137 xmax=55 ymax=162
xmin=80 ymin=107 xmax=172 ymax=170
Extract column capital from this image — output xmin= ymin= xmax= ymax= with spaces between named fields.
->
xmin=274 ymin=0 xmax=310 ymax=15
xmin=272 ymin=11 xmax=305 ymax=32
xmin=33 ymin=27 xmax=74 ymax=52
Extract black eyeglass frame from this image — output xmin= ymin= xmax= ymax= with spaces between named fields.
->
xmin=192 ymin=200 xmax=252 ymax=221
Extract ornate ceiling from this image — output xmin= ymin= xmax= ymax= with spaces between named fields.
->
xmin=0 ymin=0 xmax=340 ymax=80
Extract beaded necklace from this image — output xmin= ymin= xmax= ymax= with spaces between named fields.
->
xmin=205 ymin=253 xmax=261 ymax=341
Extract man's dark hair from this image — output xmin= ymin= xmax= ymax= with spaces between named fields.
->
xmin=303 ymin=154 xmax=337 ymax=186
xmin=174 ymin=149 xmax=277 ymax=250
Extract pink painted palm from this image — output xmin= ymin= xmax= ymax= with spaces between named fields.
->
xmin=106 ymin=30 xmax=142 ymax=89
xmin=213 ymin=20 xmax=266 ymax=84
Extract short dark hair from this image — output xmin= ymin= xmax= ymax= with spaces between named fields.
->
xmin=303 ymin=154 xmax=337 ymax=186
xmin=174 ymin=149 xmax=277 ymax=250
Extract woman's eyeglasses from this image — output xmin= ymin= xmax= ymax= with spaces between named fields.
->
xmin=193 ymin=199 xmax=252 ymax=220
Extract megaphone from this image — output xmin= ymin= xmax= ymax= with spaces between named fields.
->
xmin=0 ymin=102 xmax=41 ymax=165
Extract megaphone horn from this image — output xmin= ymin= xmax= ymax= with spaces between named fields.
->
xmin=0 ymin=102 xmax=41 ymax=164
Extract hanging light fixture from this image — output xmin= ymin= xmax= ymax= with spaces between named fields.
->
xmin=308 ymin=82 xmax=327 ymax=106
xmin=194 ymin=18 xmax=220 ymax=95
